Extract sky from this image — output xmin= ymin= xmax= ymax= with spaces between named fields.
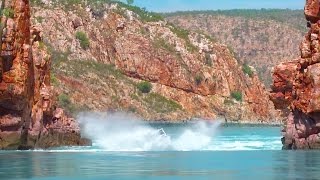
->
xmin=131 ymin=0 xmax=305 ymax=12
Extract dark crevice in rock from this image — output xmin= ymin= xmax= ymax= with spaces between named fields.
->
xmin=2 ymin=55 xmax=13 ymax=72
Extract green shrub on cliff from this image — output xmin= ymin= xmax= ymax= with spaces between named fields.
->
xmin=137 ymin=81 xmax=152 ymax=93
xmin=2 ymin=8 xmax=14 ymax=18
xmin=58 ymin=93 xmax=72 ymax=109
xmin=195 ymin=74 xmax=203 ymax=85
xmin=50 ymin=73 xmax=59 ymax=86
xmin=242 ymin=64 xmax=254 ymax=77
xmin=58 ymin=93 xmax=82 ymax=114
xmin=231 ymin=91 xmax=242 ymax=102
xmin=75 ymin=31 xmax=90 ymax=50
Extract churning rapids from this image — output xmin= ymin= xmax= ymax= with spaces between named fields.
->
xmin=30 ymin=112 xmax=282 ymax=152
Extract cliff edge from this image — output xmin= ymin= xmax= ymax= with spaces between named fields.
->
xmin=0 ymin=0 xmax=87 ymax=150
xmin=271 ymin=0 xmax=320 ymax=149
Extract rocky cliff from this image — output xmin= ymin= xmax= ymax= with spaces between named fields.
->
xmin=29 ymin=1 xmax=279 ymax=123
xmin=166 ymin=10 xmax=306 ymax=87
xmin=0 ymin=0 xmax=88 ymax=150
xmin=271 ymin=0 xmax=320 ymax=149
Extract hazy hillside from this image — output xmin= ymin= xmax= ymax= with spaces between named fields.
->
xmin=165 ymin=9 xmax=306 ymax=86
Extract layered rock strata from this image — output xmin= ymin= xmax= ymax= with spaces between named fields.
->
xmin=30 ymin=2 xmax=279 ymax=123
xmin=0 ymin=0 xmax=87 ymax=149
xmin=271 ymin=0 xmax=320 ymax=149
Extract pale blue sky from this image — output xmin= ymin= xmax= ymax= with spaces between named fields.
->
xmin=131 ymin=0 xmax=304 ymax=12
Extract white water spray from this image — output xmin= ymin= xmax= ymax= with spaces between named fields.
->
xmin=78 ymin=112 xmax=222 ymax=151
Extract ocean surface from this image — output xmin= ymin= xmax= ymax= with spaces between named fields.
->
xmin=0 ymin=119 xmax=318 ymax=180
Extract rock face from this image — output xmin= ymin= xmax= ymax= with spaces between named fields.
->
xmin=30 ymin=1 xmax=279 ymax=123
xmin=0 ymin=0 xmax=87 ymax=150
xmin=305 ymin=0 xmax=320 ymax=23
xmin=271 ymin=0 xmax=320 ymax=149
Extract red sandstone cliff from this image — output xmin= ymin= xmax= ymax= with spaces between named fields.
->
xmin=29 ymin=1 xmax=279 ymax=123
xmin=271 ymin=0 xmax=320 ymax=149
xmin=0 ymin=0 xmax=87 ymax=149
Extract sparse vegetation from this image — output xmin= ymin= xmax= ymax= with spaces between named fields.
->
xmin=153 ymin=38 xmax=176 ymax=53
xmin=50 ymin=73 xmax=59 ymax=86
xmin=169 ymin=24 xmax=189 ymax=40
xmin=2 ymin=8 xmax=14 ymax=18
xmin=224 ymin=98 xmax=234 ymax=105
xmin=58 ymin=93 xmax=88 ymax=114
xmin=117 ymin=2 xmax=164 ymax=22
xmin=137 ymin=81 xmax=152 ymax=93
xmin=53 ymin=58 xmax=124 ymax=80
xmin=30 ymin=0 xmax=42 ymax=6
xmin=152 ymin=38 xmax=186 ymax=64
xmin=58 ymin=93 xmax=71 ymax=108
xmin=32 ymin=0 xmax=162 ymax=22
xmin=204 ymin=53 xmax=212 ymax=66
xmin=130 ymin=93 xmax=139 ymax=101
xmin=53 ymin=0 xmax=82 ymax=9
xmin=226 ymin=45 xmax=241 ymax=61
xmin=50 ymin=54 xmax=134 ymax=114
xmin=163 ymin=9 xmax=305 ymax=30
xmin=203 ymin=33 xmax=217 ymax=43
xmin=38 ymin=41 xmax=45 ymax=50
xmin=75 ymin=31 xmax=90 ymax=50
xmin=168 ymin=24 xmax=198 ymax=52
xmin=139 ymin=27 xmax=148 ymax=35
xmin=227 ymin=46 xmax=236 ymax=56
xmin=231 ymin=91 xmax=242 ymax=102
xmin=242 ymin=64 xmax=254 ymax=77
xmin=143 ymin=93 xmax=182 ymax=113
xmin=195 ymin=74 xmax=203 ymax=85
xmin=35 ymin=16 xmax=44 ymax=23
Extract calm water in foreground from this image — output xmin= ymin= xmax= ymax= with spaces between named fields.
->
xmin=0 ymin=123 xmax=318 ymax=180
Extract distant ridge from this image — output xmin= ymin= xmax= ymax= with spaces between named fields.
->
xmin=166 ymin=9 xmax=306 ymax=86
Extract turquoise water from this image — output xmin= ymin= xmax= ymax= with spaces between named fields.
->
xmin=0 ymin=122 xmax=316 ymax=180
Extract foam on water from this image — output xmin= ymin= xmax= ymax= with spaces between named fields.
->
xmin=70 ymin=112 xmax=282 ymax=152
xmin=19 ymin=112 xmax=281 ymax=152
xmin=77 ymin=112 xmax=223 ymax=151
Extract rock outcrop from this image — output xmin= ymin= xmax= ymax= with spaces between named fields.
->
xmin=0 ymin=0 xmax=87 ymax=150
xmin=271 ymin=0 xmax=320 ymax=149
xmin=30 ymin=1 xmax=279 ymax=123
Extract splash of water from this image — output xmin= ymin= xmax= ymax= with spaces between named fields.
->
xmin=77 ymin=112 xmax=222 ymax=151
